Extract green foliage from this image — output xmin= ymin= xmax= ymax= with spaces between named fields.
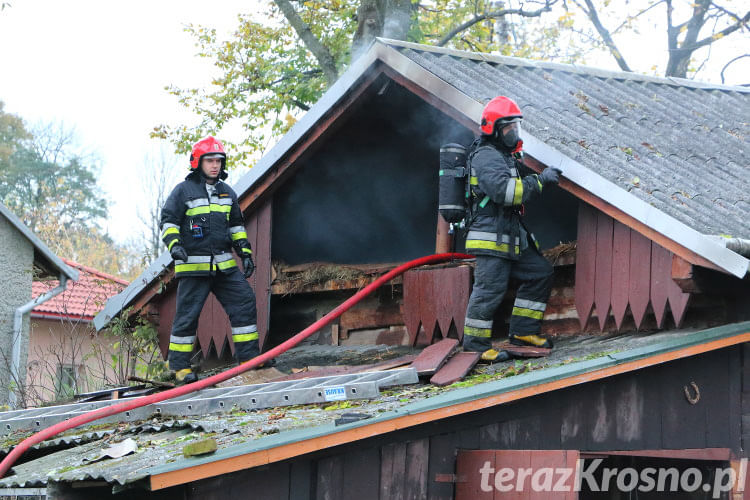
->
xmin=156 ymin=1 xmax=583 ymax=161
xmin=0 ymin=147 xmax=107 ymax=231
xmin=152 ymin=3 xmax=358 ymax=166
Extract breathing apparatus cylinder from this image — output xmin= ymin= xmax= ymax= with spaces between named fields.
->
xmin=438 ymin=143 xmax=468 ymax=224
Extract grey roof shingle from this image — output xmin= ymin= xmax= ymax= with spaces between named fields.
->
xmin=393 ymin=45 xmax=749 ymax=239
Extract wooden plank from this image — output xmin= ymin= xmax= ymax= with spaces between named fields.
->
xmin=427 ymin=433 xmax=459 ymax=500
xmin=410 ymin=338 xmax=459 ymax=377
xmin=196 ymin=294 xmax=216 ymax=357
xmin=419 ymin=271 xmax=439 ymax=343
xmin=156 ymin=290 xmax=177 ymax=358
xmin=455 ymin=450 xmax=495 ymax=500
xmin=317 ymin=455 xmax=344 ymax=500
xmin=574 ymin=202 xmax=597 ymax=330
xmin=339 ymin=302 xmax=404 ymax=334
xmin=380 ymin=442 xmax=407 ymax=500
xmin=430 ymin=351 xmax=481 ymax=386
xmin=526 ymin=450 xmax=579 ymax=500
xmin=628 ymin=231 xmax=652 ymax=329
xmin=342 ymin=448 xmax=380 ymax=500
xmin=671 ymin=254 xmax=699 ymax=293
xmin=290 ymin=460 xmax=313 ymax=500
xmin=436 ymin=215 xmax=451 ymax=254
xmin=405 ymin=438 xmax=430 ymax=500
xmin=610 ymin=222 xmax=631 ymax=331
xmin=493 ymin=450 xmax=531 ymax=500
xmin=255 ymin=200 xmax=273 ymax=351
xmin=493 ymin=344 xmax=551 ymax=358
xmin=667 ymin=258 xmax=692 ymax=328
xmin=403 ymin=270 xmax=422 ymax=346
xmin=650 ymin=243 xmax=672 ymax=328
xmin=594 ymin=211 xmax=614 ymax=331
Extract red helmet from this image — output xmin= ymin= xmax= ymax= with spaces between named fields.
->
xmin=190 ymin=136 xmax=226 ymax=170
xmin=480 ymin=96 xmax=522 ymax=135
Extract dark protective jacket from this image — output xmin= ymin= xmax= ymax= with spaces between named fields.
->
xmin=160 ymin=173 xmax=252 ymax=277
xmin=465 ymin=138 xmax=543 ymax=260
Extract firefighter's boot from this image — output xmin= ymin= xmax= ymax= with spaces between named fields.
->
xmin=174 ymin=368 xmax=198 ymax=384
xmin=479 ymin=349 xmax=511 ymax=363
xmin=509 ymin=334 xmax=553 ymax=349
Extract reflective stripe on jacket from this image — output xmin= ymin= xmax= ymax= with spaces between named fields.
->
xmin=160 ymin=174 xmax=252 ymax=277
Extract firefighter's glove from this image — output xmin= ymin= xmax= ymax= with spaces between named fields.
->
xmin=242 ymin=256 xmax=255 ymax=278
xmin=170 ymin=245 xmax=188 ymax=262
xmin=539 ymin=167 xmax=562 ymax=185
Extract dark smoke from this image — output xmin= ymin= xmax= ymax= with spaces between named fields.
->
xmin=272 ymin=79 xmax=474 ymax=265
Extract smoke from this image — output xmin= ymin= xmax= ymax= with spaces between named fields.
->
xmin=272 ymin=80 xmax=474 ymax=265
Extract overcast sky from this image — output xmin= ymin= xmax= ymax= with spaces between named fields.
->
xmin=0 ymin=0 xmax=747 ymax=248
xmin=0 ymin=0 xmax=258 ymax=245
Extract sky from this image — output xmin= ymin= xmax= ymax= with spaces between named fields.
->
xmin=0 ymin=0 xmax=260 ymax=244
xmin=0 ymin=0 xmax=747 ymax=248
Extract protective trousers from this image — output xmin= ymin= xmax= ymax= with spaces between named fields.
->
xmin=463 ymin=249 xmax=553 ymax=353
xmin=168 ymin=266 xmax=258 ymax=370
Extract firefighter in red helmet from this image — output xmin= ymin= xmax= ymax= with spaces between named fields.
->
xmin=160 ymin=136 xmax=258 ymax=383
xmin=463 ymin=96 xmax=562 ymax=361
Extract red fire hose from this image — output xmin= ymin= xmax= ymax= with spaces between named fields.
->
xmin=0 ymin=253 xmax=473 ymax=478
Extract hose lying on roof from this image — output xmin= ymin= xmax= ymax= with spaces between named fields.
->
xmin=0 ymin=252 xmax=474 ymax=478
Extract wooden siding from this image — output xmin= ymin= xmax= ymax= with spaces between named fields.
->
xmin=155 ymin=199 xmax=273 ymax=358
xmin=404 ymin=265 xmax=471 ymax=345
xmin=575 ymin=202 xmax=692 ymax=331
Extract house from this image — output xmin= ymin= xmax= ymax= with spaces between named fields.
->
xmin=0 ymin=203 xmax=79 ymax=408
xmin=25 ymin=259 xmax=128 ymax=404
xmin=1 ymin=39 xmax=748 ymax=498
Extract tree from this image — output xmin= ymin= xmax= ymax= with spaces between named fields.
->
xmin=0 ymin=100 xmax=30 ymax=167
xmin=0 ymin=107 xmax=142 ymax=278
xmin=153 ymin=0 xmax=559 ymax=162
xmin=567 ymin=0 xmax=749 ymax=78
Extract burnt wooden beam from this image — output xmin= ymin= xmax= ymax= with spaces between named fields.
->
xmin=435 ymin=214 xmax=451 ymax=254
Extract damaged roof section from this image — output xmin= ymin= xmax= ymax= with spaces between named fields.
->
xmin=2 ymin=321 xmax=749 ymax=491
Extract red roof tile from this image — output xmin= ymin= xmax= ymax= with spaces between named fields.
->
xmin=31 ymin=259 xmax=129 ymax=321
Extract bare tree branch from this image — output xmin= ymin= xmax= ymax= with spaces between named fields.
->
xmin=437 ymin=1 xmax=556 ymax=47
xmin=573 ymin=0 xmax=632 ymax=72
xmin=680 ymin=9 xmax=749 ymax=52
xmin=273 ymin=0 xmax=338 ymax=85
xmin=612 ymin=0 xmax=665 ymax=35
xmin=721 ymin=53 xmax=750 ymax=84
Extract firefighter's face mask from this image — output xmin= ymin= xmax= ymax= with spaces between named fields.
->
xmin=500 ymin=122 xmax=520 ymax=150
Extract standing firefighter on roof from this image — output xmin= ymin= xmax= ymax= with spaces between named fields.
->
xmin=462 ymin=96 xmax=562 ymax=361
xmin=160 ymin=136 xmax=258 ymax=383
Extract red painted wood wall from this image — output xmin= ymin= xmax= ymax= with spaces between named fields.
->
xmin=403 ymin=265 xmax=471 ymax=346
xmin=575 ymin=203 xmax=691 ymax=331
xmin=456 ymin=449 xmax=579 ymax=499
xmin=156 ymin=199 xmax=273 ymax=358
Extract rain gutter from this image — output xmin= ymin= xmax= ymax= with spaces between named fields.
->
xmin=10 ymin=275 xmax=69 ymax=409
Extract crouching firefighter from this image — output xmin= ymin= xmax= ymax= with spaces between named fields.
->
xmin=160 ymin=136 xmax=258 ymax=383
xmin=462 ymin=96 xmax=561 ymax=362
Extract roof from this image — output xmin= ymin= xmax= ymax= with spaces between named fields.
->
xmin=31 ymin=259 xmax=128 ymax=321
xmin=0 ymin=203 xmax=78 ymax=282
xmin=2 ymin=321 xmax=748 ymax=491
xmin=94 ymin=38 xmax=750 ymax=330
